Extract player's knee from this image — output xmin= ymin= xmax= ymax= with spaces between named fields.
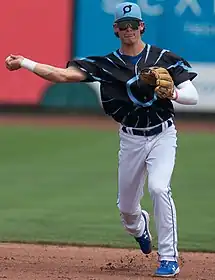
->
xmin=148 ymin=179 xmax=167 ymax=196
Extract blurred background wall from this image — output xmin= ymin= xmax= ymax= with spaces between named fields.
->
xmin=0 ymin=0 xmax=72 ymax=107
xmin=1 ymin=0 xmax=215 ymax=116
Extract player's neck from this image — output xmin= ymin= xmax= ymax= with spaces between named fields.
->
xmin=120 ymin=41 xmax=145 ymax=57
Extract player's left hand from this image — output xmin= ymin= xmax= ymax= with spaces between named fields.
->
xmin=139 ymin=67 xmax=174 ymax=99
xmin=5 ymin=55 xmax=24 ymax=71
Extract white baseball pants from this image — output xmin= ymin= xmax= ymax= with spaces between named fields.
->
xmin=117 ymin=120 xmax=178 ymax=261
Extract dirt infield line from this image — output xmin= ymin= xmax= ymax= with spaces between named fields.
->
xmin=0 ymin=114 xmax=214 ymax=132
xmin=0 ymin=243 xmax=215 ymax=280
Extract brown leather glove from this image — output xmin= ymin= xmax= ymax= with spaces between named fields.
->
xmin=139 ymin=67 xmax=174 ymax=99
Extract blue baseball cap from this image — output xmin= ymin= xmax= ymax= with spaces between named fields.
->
xmin=114 ymin=2 xmax=142 ymax=23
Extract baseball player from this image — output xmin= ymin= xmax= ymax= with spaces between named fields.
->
xmin=5 ymin=2 xmax=199 ymax=277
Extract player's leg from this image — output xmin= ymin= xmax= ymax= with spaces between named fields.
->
xmin=146 ymin=124 xmax=179 ymax=276
xmin=117 ymin=129 xmax=151 ymax=254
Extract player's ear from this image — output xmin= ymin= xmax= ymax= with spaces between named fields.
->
xmin=139 ymin=22 xmax=144 ymax=31
xmin=113 ymin=23 xmax=118 ymax=33
xmin=139 ymin=21 xmax=146 ymax=34
xmin=113 ymin=23 xmax=120 ymax=38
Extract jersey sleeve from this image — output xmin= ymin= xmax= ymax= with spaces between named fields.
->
xmin=66 ymin=57 xmax=105 ymax=83
xmin=164 ymin=52 xmax=198 ymax=86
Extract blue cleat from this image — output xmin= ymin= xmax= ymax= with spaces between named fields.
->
xmin=135 ymin=210 xmax=152 ymax=255
xmin=155 ymin=260 xmax=180 ymax=277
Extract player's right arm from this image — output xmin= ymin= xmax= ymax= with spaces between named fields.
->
xmin=5 ymin=55 xmax=87 ymax=83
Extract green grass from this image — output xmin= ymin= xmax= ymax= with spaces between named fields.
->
xmin=0 ymin=125 xmax=214 ymax=252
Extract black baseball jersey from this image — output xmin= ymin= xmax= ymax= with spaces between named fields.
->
xmin=67 ymin=44 xmax=197 ymax=128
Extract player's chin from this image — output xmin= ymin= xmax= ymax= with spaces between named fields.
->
xmin=123 ymin=37 xmax=137 ymax=45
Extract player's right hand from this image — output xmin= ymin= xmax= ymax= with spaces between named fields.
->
xmin=5 ymin=54 xmax=24 ymax=71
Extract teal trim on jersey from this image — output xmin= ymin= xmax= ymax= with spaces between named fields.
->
xmin=117 ymin=49 xmax=144 ymax=65
xmin=79 ymin=58 xmax=95 ymax=63
xmin=126 ymin=76 xmax=157 ymax=107
xmin=167 ymin=60 xmax=198 ymax=76
xmin=121 ymin=52 xmax=143 ymax=65
xmin=113 ymin=51 xmax=126 ymax=64
xmin=167 ymin=61 xmax=192 ymax=72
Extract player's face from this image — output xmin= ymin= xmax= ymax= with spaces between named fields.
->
xmin=114 ymin=20 xmax=144 ymax=45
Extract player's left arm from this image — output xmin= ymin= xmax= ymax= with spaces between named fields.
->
xmin=172 ymin=80 xmax=199 ymax=105
xmin=165 ymin=52 xmax=199 ymax=105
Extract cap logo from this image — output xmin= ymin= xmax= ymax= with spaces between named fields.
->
xmin=123 ymin=4 xmax=132 ymax=15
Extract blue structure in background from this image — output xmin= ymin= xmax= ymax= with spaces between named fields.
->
xmin=74 ymin=0 xmax=215 ymax=62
